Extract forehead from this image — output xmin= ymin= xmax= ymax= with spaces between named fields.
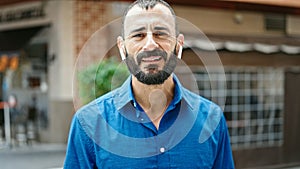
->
xmin=124 ymin=4 xmax=175 ymax=35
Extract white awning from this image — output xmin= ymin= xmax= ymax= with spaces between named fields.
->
xmin=184 ymin=38 xmax=300 ymax=55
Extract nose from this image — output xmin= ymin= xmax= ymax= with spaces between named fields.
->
xmin=142 ymin=32 xmax=159 ymax=51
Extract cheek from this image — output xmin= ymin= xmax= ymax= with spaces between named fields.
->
xmin=161 ymin=40 xmax=176 ymax=52
xmin=125 ymin=42 xmax=142 ymax=56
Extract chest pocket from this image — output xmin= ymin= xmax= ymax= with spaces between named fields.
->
xmin=168 ymin=143 xmax=214 ymax=169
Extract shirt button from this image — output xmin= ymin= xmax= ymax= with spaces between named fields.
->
xmin=159 ymin=147 xmax=166 ymax=153
xmin=140 ymin=118 xmax=144 ymax=121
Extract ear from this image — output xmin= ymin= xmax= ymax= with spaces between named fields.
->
xmin=176 ymin=34 xmax=184 ymax=59
xmin=117 ymin=36 xmax=126 ymax=60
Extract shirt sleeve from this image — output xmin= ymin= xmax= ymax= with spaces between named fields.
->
xmin=213 ymin=115 xmax=235 ymax=169
xmin=64 ymin=114 xmax=97 ymax=169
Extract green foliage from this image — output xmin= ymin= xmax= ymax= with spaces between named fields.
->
xmin=78 ymin=57 xmax=130 ymax=105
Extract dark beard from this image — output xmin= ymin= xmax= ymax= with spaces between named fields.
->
xmin=125 ymin=49 xmax=177 ymax=85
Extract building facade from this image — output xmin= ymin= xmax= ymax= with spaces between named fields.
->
xmin=0 ymin=0 xmax=299 ymax=168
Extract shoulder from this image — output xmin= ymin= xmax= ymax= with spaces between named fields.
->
xmin=74 ymin=88 xmax=120 ymax=126
xmin=180 ymin=87 xmax=227 ymax=139
xmin=181 ymin=87 xmax=222 ymax=115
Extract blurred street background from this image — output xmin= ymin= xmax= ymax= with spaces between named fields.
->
xmin=0 ymin=0 xmax=299 ymax=168
xmin=0 ymin=144 xmax=65 ymax=169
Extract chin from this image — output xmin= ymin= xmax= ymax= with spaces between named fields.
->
xmin=134 ymin=70 xmax=171 ymax=85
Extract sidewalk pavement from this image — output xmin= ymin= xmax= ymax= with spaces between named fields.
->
xmin=0 ymin=143 xmax=66 ymax=169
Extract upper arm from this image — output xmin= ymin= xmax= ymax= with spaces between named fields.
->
xmin=213 ymin=115 xmax=235 ymax=169
xmin=64 ymin=114 xmax=97 ymax=169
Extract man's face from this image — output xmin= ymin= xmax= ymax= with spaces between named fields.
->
xmin=121 ymin=4 xmax=178 ymax=85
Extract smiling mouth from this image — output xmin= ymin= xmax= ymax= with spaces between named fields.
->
xmin=141 ymin=56 xmax=162 ymax=62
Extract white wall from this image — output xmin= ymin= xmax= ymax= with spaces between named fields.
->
xmin=39 ymin=0 xmax=75 ymax=143
xmin=45 ymin=0 xmax=74 ymax=101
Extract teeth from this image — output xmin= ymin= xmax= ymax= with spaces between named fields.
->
xmin=142 ymin=56 xmax=161 ymax=61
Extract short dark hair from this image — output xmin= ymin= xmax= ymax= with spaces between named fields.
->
xmin=121 ymin=0 xmax=178 ymax=37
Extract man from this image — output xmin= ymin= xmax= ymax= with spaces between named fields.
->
xmin=64 ymin=0 xmax=235 ymax=168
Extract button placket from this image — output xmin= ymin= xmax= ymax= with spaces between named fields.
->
xmin=159 ymin=147 xmax=166 ymax=153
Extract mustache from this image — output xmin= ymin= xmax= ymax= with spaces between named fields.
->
xmin=136 ymin=49 xmax=167 ymax=65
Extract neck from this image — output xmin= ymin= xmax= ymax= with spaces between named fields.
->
xmin=132 ymin=75 xmax=175 ymax=128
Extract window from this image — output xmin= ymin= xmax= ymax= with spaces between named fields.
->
xmin=193 ymin=67 xmax=284 ymax=149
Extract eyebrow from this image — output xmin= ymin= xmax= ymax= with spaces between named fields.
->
xmin=129 ymin=26 xmax=170 ymax=35
xmin=154 ymin=26 xmax=170 ymax=32
xmin=129 ymin=27 xmax=146 ymax=35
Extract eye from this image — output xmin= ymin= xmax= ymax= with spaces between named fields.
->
xmin=153 ymin=31 xmax=169 ymax=39
xmin=153 ymin=32 xmax=166 ymax=36
xmin=131 ymin=33 xmax=146 ymax=39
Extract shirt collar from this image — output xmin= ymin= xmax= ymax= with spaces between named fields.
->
xmin=114 ymin=74 xmax=194 ymax=112
xmin=114 ymin=75 xmax=134 ymax=110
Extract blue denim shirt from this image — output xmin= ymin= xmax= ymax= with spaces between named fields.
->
xmin=64 ymin=75 xmax=235 ymax=169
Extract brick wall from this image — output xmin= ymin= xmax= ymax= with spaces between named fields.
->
xmin=74 ymin=0 xmax=107 ymax=57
